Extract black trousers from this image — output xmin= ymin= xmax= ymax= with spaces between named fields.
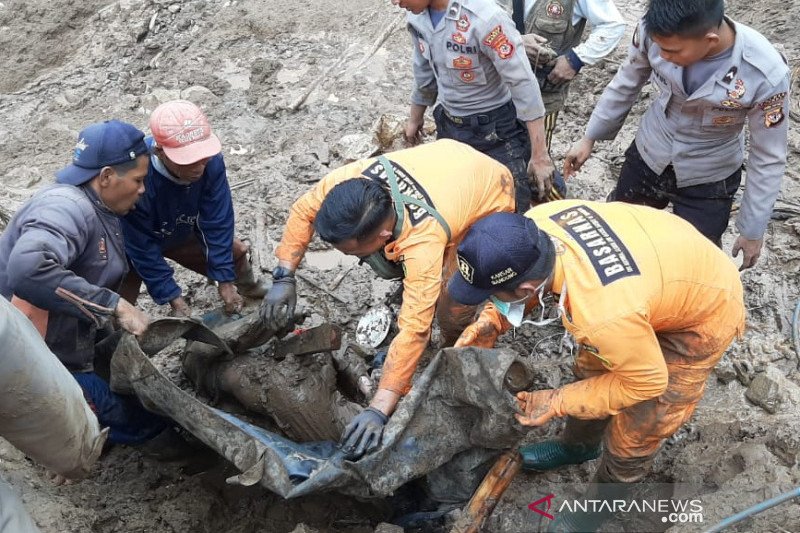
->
xmin=611 ymin=142 xmax=742 ymax=246
xmin=433 ymin=101 xmax=566 ymax=213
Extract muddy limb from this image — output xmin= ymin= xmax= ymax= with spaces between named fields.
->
xmin=214 ymin=352 xmax=361 ymax=442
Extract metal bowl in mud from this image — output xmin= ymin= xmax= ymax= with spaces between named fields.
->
xmin=356 ymin=306 xmax=393 ymax=348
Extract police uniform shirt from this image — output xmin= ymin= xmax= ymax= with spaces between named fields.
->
xmin=585 ymin=18 xmax=790 ymax=241
xmin=408 ymin=0 xmax=546 ymax=121
xmin=497 ymin=0 xmax=625 ymax=65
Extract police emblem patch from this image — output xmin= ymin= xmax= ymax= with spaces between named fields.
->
xmin=727 ymin=79 xmax=746 ymax=100
xmin=452 ymin=32 xmax=467 ymax=45
xmin=456 ymin=14 xmax=470 ymax=32
xmin=763 ymin=105 xmax=785 ymax=128
xmin=483 ymin=25 xmax=515 ymax=60
xmin=452 ymin=55 xmax=473 ymax=69
xmin=457 ymin=254 xmax=474 ymax=284
xmin=546 ymin=0 xmax=564 ymax=17
xmin=460 ymin=70 xmax=477 ymax=83
xmin=759 ymin=92 xmax=787 ymax=128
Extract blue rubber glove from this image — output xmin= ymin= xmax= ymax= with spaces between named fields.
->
xmin=340 ymin=407 xmax=388 ymax=460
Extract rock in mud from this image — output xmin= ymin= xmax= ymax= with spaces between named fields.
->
xmin=332 ymin=133 xmax=379 ymax=162
xmin=714 ymin=358 xmax=738 ymax=384
xmin=745 ymin=366 xmax=800 ymax=413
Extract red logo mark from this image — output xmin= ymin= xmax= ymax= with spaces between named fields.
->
xmin=528 ymin=494 xmax=556 ymax=520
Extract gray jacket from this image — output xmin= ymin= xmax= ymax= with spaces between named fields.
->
xmin=408 ymin=0 xmax=545 ymax=121
xmin=0 ymin=184 xmax=127 ymax=371
xmin=585 ymin=18 xmax=789 ymax=240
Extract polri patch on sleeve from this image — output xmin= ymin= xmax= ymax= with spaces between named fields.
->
xmin=483 ymin=25 xmax=515 ymax=59
xmin=759 ymin=92 xmax=787 ymax=128
xmin=549 ymin=205 xmax=641 ymax=285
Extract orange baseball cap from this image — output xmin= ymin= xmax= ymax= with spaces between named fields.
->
xmin=149 ymin=100 xmax=222 ymax=165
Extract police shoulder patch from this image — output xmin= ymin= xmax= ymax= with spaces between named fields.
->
xmin=482 ymin=25 xmax=515 ymax=59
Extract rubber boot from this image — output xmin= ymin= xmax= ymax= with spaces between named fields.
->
xmin=520 ymin=440 xmax=601 ymax=471
xmin=234 ymin=255 xmax=270 ymax=299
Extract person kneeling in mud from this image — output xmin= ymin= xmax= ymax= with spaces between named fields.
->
xmin=261 ymin=139 xmax=517 ymax=458
xmin=447 ymin=201 xmax=745 ymax=532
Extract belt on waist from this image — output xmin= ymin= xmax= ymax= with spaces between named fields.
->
xmin=441 ymin=101 xmax=514 ymax=126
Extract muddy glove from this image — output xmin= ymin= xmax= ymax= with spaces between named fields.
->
xmin=260 ymin=268 xmax=297 ymax=330
xmin=340 ymin=407 xmax=388 ymax=460
xmin=455 ymin=319 xmax=501 ymax=348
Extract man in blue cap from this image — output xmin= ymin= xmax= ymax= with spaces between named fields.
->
xmin=0 ymin=120 xmax=171 ymax=445
xmin=447 ymin=201 xmax=744 ymax=531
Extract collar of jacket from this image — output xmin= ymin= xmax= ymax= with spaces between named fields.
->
xmin=79 ymin=183 xmax=115 ymax=215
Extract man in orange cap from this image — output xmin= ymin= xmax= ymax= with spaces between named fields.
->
xmin=120 ymin=100 xmax=268 ymax=317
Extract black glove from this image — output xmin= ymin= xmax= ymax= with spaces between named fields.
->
xmin=260 ymin=276 xmax=297 ymax=330
xmin=340 ymin=407 xmax=388 ymax=460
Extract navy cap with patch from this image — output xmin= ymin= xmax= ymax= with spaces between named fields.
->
xmin=447 ymin=213 xmax=555 ymax=306
xmin=55 ymin=120 xmax=148 ymax=186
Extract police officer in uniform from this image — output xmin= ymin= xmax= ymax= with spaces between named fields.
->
xmin=395 ymin=0 xmax=556 ymax=211
xmin=497 ymin=0 xmax=625 ymax=150
xmin=564 ymin=0 xmax=789 ymax=271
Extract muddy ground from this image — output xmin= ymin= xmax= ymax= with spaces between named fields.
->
xmin=1 ymin=0 xmax=800 ymax=531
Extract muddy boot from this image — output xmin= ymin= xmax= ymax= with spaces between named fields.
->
xmin=235 ymin=254 xmax=270 ymax=299
xmin=520 ymin=440 xmax=601 ymax=471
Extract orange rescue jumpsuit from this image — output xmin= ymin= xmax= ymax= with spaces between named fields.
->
xmin=276 ymin=139 xmax=516 ymax=395
xmin=474 ymin=200 xmax=745 ymax=481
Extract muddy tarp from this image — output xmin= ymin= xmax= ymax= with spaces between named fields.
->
xmin=111 ymin=321 xmax=532 ymax=499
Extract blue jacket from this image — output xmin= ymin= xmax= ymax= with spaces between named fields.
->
xmin=121 ymin=147 xmax=236 ymax=305
xmin=0 ymin=184 xmax=127 ymax=371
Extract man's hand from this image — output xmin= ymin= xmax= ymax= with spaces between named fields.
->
xmin=522 ymin=33 xmax=557 ymax=67
xmin=404 ymin=103 xmax=427 ymax=146
xmin=515 ymin=389 xmax=560 ymax=427
xmin=260 ymin=276 xmax=297 ymax=330
xmin=404 ymin=118 xmax=424 ymax=146
xmin=169 ymin=296 xmax=192 ymax=317
xmin=563 ymin=137 xmax=595 ymax=179
xmin=455 ymin=319 xmax=500 ymax=348
xmin=218 ymin=282 xmax=244 ymax=315
xmin=340 ymin=407 xmax=388 ymax=460
xmin=115 ymin=298 xmax=150 ymax=336
xmin=528 ymin=156 xmax=556 ymax=201
xmin=547 ymin=55 xmax=578 ymax=85
xmin=732 ymin=236 xmax=764 ymax=271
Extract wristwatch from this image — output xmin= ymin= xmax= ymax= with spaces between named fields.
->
xmin=272 ymin=266 xmax=295 ymax=280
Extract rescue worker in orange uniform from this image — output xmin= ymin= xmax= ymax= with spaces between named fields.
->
xmin=447 ymin=200 xmax=745 ymax=531
xmin=261 ymin=139 xmax=516 ymax=458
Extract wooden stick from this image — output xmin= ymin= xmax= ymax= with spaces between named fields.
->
xmin=252 ymin=209 xmax=272 ymax=274
xmin=450 ymin=450 xmax=523 ymax=533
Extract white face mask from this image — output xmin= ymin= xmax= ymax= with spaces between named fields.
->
xmin=491 ymin=276 xmax=567 ymax=328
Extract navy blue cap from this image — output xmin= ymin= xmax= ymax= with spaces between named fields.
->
xmin=55 ymin=120 xmax=148 ymax=185
xmin=447 ymin=213 xmax=555 ymax=306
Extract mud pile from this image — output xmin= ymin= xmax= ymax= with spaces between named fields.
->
xmin=0 ymin=0 xmax=799 ymax=531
